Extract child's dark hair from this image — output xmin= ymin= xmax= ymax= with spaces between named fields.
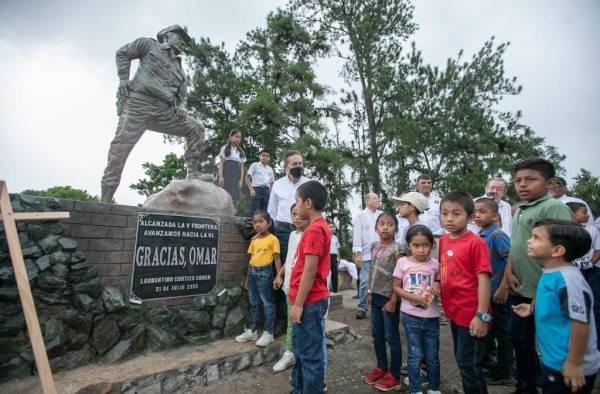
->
xmin=253 ymin=210 xmax=272 ymax=224
xmin=296 ymin=180 xmax=328 ymax=211
xmin=513 ymin=157 xmax=555 ymax=180
xmin=290 ymin=202 xmax=297 ymax=214
xmin=566 ymin=202 xmax=587 ymax=215
xmin=259 ymin=149 xmax=270 ymax=156
xmin=224 ymin=129 xmax=246 ymax=159
xmin=375 ymin=212 xmax=399 ymax=233
xmin=405 ymin=224 xmax=435 ymax=245
xmin=474 ymin=197 xmax=499 ymax=213
xmin=534 ymin=219 xmax=591 ymax=261
xmin=441 ymin=191 xmax=475 ymax=216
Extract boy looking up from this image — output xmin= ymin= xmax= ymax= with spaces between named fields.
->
xmin=289 ymin=180 xmax=331 ymax=394
xmin=513 ymin=220 xmax=599 ymax=393
xmin=504 ymin=158 xmax=572 ymax=394
xmin=473 ymin=198 xmax=514 ymax=385
xmin=439 ymin=191 xmax=492 ymax=394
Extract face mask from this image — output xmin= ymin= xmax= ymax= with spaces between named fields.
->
xmin=289 ymin=167 xmax=303 ymax=178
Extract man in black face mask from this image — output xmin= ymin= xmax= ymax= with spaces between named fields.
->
xmin=267 ymin=151 xmax=309 ymax=332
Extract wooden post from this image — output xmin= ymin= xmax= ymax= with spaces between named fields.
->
xmin=0 ymin=181 xmax=68 ymax=394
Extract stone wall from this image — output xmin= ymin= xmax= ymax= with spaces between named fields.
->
xmin=0 ymin=195 xmax=252 ymax=382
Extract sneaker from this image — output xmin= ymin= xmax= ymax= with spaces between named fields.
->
xmin=273 ymin=350 xmax=296 ymax=372
xmin=356 ymin=309 xmax=367 ymax=319
xmin=235 ymin=328 xmax=258 ymax=343
xmin=427 ymin=391 xmax=442 ymax=394
xmin=400 ymin=362 xmax=408 ymax=375
xmin=403 ymin=368 xmax=429 ymax=387
xmin=363 ymin=367 xmax=387 ymax=385
xmin=256 ymin=331 xmax=274 ymax=347
xmin=486 ymin=372 xmax=516 ymax=386
xmin=374 ymin=372 xmax=401 ymax=392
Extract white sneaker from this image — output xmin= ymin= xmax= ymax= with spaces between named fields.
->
xmin=427 ymin=391 xmax=442 ymax=394
xmin=256 ymin=331 xmax=274 ymax=347
xmin=235 ymin=328 xmax=258 ymax=343
xmin=273 ymin=350 xmax=296 ymax=372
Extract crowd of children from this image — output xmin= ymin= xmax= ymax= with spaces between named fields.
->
xmin=233 ymin=157 xmax=599 ymax=394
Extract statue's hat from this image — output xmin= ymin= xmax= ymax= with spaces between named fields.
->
xmin=157 ymin=25 xmax=191 ymax=43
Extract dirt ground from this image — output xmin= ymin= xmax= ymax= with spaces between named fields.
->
xmin=188 ymin=289 xmax=514 ymax=394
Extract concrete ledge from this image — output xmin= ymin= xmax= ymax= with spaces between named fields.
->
xmin=0 ymin=320 xmax=357 ymax=394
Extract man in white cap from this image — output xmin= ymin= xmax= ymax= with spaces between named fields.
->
xmin=548 ymin=176 xmax=594 ymax=225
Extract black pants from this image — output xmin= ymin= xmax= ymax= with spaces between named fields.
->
xmin=542 ymin=365 xmax=597 ymax=394
xmin=450 ymin=322 xmax=488 ymax=394
xmin=250 ymin=186 xmax=270 ymax=216
xmin=330 ymin=254 xmax=338 ymax=293
xmin=582 ymin=267 xmax=600 ymax=350
xmin=487 ymin=300 xmax=514 ymax=373
xmin=509 ymin=294 xmax=540 ymax=394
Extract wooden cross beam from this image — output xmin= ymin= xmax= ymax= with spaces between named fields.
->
xmin=0 ymin=181 xmax=71 ymax=394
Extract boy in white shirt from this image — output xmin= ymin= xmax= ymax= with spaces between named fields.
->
xmin=246 ymin=150 xmax=275 ymax=215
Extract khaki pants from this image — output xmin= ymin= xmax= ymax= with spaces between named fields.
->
xmin=101 ymin=94 xmax=204 ymax=201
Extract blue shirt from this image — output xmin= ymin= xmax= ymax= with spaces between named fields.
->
xmin=478 ymin=223 xmax=510 ymax=292
xmin=535 ymin=266 xmax=600 ymax=375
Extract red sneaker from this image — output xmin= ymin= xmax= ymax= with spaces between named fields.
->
xmin=363 ymin=367 xmax=387 ymax=385
xmin=374 ymin=372 xmax=401 ymax=392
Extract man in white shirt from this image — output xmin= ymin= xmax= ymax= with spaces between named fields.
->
xmin=468 ymin=177 xmax=513 ymax=236
xmin=267 ymin=150 xmax=309 ymax=262
xmin=245 ymin=150 xmax=275 ymax=215
xmin=352 ymin=192 xmax=382 ymax=319
xmin=548 ymin=176 xmax=595 ymax=225
xmin=416 ymin=174 xmax=444 ymax=236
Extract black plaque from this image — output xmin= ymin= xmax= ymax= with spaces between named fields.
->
xmin=129 ymin=212 xmax=220 ymax=301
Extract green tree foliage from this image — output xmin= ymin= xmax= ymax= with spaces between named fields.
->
xmin=130 ymin=153 xmax=186 ymax=197
xmin=21 ymin=186 xmax=98 ymax=202
xmin=572 ymin=169 xmax=600 ymax=217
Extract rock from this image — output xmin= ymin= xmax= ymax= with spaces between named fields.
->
xmin=35 ymin=255 xmax=52 ymax=271
xmin=27 ymin=223 xmax=49 ymax=241
xmin=73 ymin=293 xmax=96 ymax=312
xmin=73 ymin=277 xmax=102 ymax=297
xmin=206 ymin=364 xmax=219 ymax=384
xmin=44 ymin=318 xmax=64 ymax=340
xmin=184 ymin=332 xmax=212 ymax=345
xmin=24 ymin=259 xmax=39 ymax=282
xmin=143 ymin=179 xmax=236 ymax=216
xmin=67 ymin=333 xmax=89 ymax=350
xmin=58 ymin=237 xmax=78 ymax=251
xmin=50 ymin=345 xmax=94 ymax=371
xmin=236 ymin=352 xmax=251 ymax=371
xmin=51 ymin=263 xmax=69 ymax=278
xmin=136 ymin=382 xmax=161 ymax=394
xmin=180 ymin=309 xmax=211 ymax=329
xmin=0 ymin=287 xmax=19 ymax=302
xmin=0 ymin=265 xmax=15 ymax=285
xmin=117 ymin=313 xmax=142 ymax=332
xmin=69 ymin=251 xmax=86 ymax=264
xmin=211 ymin=304 xmax=228 ymax=329
xmin=50 ymin=250 xmax=68 ymax=264
xmin=217 ymin=288 xmax=232 ymax=306
xmin=47 ymin=222 xmax=64 ymax=236
xmin=192 ymin=294 xmax=217 ymax=310
xmin=34 ymin=289 xmax=70 ymax=305
xmin=76 ymin=382 xmax=114 ymax=394
xmin=38 ymin=272 xmax=67 ymax=291
xmin=228 ymin=286 xmax=243 ymax=302
xmin=0 ymin=302 xmax=21 ymax=317
xmin=91 ymin=318 xmax=120 ymax=355
xmin=252 ymin=351 xmax=263 ymax=367
xmin=162 ymin=374 xmax=186 ymax=393
xmin=0 ymin=356 xmax=31 ymax=381
xmin=60 ymin=309 xmax=94 ymax=334
xmin=101 ymin=287 xmax=126 ymax=313
xmin=18 ymin=232 xmax=33 ymax=248
xmin=146 ymin=325 xmax=182 ymax=351
xmin=21 ymin=245 xmax=42 ymax=258
xmin=0 ymin=336 xmax=27 ymax=364
xmin=223 ymin=306 xmax=246 ymax=337
xmin=44 ymin=334 xmax=67 ymax=358
xmin=38 ymin=234 xmax=61 ymax=253
xmin=46 ymin=198 xmax=62 ymax=210
xmin=103 ymin=324 xmax=145 ymax=362
xmin=20 ymin=195 xmax=42 ymax=210
xmin=0 ymin=314 xmax=25 ymax=336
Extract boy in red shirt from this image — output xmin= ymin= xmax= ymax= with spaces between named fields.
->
xmin=289 ymin=180 xmax=331 ymax=394
xmin=439 ymin=191 xmax=492 ymax=394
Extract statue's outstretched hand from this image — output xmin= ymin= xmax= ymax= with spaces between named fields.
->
xmin=117 ymin=80 xmax=130 ymax=98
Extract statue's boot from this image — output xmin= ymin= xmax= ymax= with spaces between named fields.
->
xmin=186 ymin=159 xmax=214 ymax=182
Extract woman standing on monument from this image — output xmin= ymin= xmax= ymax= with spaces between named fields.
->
xmin=218 ymin=129 xmax=246 ymax=202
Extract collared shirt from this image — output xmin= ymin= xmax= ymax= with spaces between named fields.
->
xmin=219 ymin=145 xmax=246 ymax=163
xmin=267 ymin=175 xmax=309 ymax=224
xmin=422 ymin=192 xmax=444 ymax=236
xmin=330 ymin=234 xmax=340 ymax=255
xmin=478 ymin=223 xmax=511 ymax=292
xmin=558 ymin=194 xmax=595 ymax=225
xmin=572 ymin=224 xmax=600 ymax=270
xmin=352 ymin=208 xmax=382 ymax=261
xmin=247 ymin=162 xmax=275 ymax=187
xmin=117 ymin=37 xmax=187 ymax=106
xmin=468 ymin=197 xmax=513 ymax=236
xmin=394 ymin=215 xmax=435 ymax=246
xmin=509 ymin=194 xmax=573 ymax=298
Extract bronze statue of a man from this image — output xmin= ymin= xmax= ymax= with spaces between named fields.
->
xmin=100 ymin=25 xmax=204 ymax=203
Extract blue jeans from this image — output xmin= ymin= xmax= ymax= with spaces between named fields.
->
xmin=292 ymin=298 xmax=328 ymax=394
xmin=450 ymin=322 xmax=488 ymax=394
xmin=508 ymin=295 xmax=539 ymax=394
xmin=247 ymin=265 xmax=275 ymax=333
xmin=371 ymin=294 xmax=402 ymax=377
xmin=250 ymin=186 xmax=270 ymax=216
xmin=357 ymin=260 xmax=371 ymax=312
xmin=402 ymin=313 xmax=440 ymax=392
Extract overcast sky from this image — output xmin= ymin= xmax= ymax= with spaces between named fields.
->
xmin=1 ymin=0 xmax=598 ymax=209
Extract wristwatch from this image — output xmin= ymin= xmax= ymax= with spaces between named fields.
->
xmin=476 ymin=311 xmax=492 ymax=322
